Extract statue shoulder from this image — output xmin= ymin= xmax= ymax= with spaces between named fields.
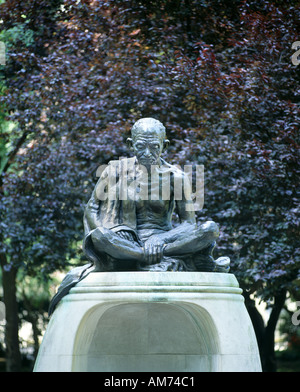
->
xmin=96 ymin=157 xmax=136 ymax=178
xmin=160 ymin=158 xmax=186 ymax=178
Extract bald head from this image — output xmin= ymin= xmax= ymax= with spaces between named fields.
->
xmin=131 ymin=118 xmax=166 ymax=141
xmin=127 ymin=118 xmax=169 ymax=168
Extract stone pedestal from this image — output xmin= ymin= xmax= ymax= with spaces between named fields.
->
xmin=34 ymin=272 xmax=261 ymax=372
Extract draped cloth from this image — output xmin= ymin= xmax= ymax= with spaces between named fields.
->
xmin=82 ymin=156 xmax=192 ymax=272
xmin=83 ymin=157 xmax=140 ymax=266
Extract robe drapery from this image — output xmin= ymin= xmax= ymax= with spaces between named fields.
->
xmin=82 ymin=156 xmax=192 ymax=270
xmin=83 ymin=157 xmax=139 ymax=265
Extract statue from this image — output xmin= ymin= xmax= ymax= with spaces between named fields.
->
xmin=48 ymin=118 xmax=229 ymax=315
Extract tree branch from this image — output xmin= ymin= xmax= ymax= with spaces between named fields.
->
xmin=1 ymin=130 xmax=30 ymax=176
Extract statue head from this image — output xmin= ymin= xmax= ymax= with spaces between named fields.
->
xmin=127 ymin=118 xmax=170 ymax=168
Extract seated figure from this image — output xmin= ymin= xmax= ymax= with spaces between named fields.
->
xmin=83 ymin=118 xmax=229 ymax=273
xmin=48 ymin=118 xmax=229 ymax=315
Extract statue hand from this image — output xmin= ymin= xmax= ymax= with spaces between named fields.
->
xmin=143 ymin=235 xmax=165 ymax=265
xmin=116 ymin=230 xmax=136 ymax=242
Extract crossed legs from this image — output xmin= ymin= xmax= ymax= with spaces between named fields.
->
xmin=90 ymin=221 xmax=219 ymax=267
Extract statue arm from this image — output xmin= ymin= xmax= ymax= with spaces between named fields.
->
xmin=175 ymin=171 xmax=196 ymax=224
xmin=84 ymin=189 xmax=101 ymax=231
xmin=84 ymin=172 xmax=107 ymax=231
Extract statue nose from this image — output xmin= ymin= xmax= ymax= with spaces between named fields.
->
xmin=144 ymin=147 xmax=151 ymax=157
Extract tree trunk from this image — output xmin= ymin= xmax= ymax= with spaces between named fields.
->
xmin=244 ymin=289 xmax=287 ymax=372
xmin=31 ymin=315 xmax=40 ymax=361
xmin=0 ymin=254 xmax=22 ymax=372
xmin=244 ymin=291 xmax=266 ymax=364
xmin=263 ymin=289 xmax=287 ymax=372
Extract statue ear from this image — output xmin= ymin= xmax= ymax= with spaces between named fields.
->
xmin=163 ymin=139 xmax=170 ymax=152
xmin=126 ymin=137 xmax=133 ymax=150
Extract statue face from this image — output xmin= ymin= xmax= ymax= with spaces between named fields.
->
xmin=127 ymin=118 xmax=169 ymax=168
xmin=132 ymin=131 xmax=164 ymax=167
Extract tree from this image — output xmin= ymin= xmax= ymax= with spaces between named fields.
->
xmin=0 ymin=0 xmax=299 ymax=371
xmin=0 ymin=0 xmax=74 ymax=371
xmin=164 ymin=1 xmax=299 ymax=370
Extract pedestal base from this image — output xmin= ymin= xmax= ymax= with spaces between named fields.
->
xmin=34 ymin=272 xmax=261 ymax=372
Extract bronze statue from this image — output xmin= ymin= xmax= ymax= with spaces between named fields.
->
xmin=83 ymin=117 xmax=228 ymax=272
xmin=49 ymin=118 xmax=229 ymax=315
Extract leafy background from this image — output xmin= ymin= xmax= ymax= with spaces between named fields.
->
xmin=0 ymin=0 xmax=299 ymax=371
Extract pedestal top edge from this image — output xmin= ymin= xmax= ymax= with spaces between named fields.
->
xmin=75 ymin=271 xmax=240 ymax=288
